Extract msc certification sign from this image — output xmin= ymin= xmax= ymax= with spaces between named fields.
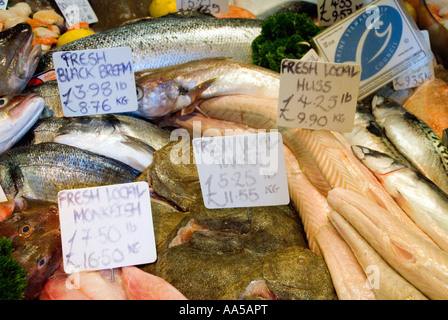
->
xmin=313 ymin=0 xmax=433 ymax=99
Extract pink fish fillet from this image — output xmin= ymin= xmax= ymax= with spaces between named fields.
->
xmin=328 ymin=187 xmax=448 ymax=300
xmin=197 ymin=95 xmax=433 ymax=242
xmin=171 ymin=113 xmax=375 ymax=299
xmin=121 ymin=266 xmax=187 ymax=300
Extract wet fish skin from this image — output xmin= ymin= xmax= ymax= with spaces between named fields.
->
xmin=372 ymin=95 xmax=448 ymax=195
xmin=52 ymin=115 xmax=172 ymax=171
xmin=0 ymin=199 xmax=62 ymax=300
xmin=136 ymin=57 xmax=280 ymax=118
xmin=36 ymin=12 xmax=262 ymax=74
xmin=352 ymin=145 xmax=448 ymax=253
xmin=0 ymin=94 xmax=46 ymax=154
xmin=0 ymin=142 xmax=140 ymax=203
xmin=22 ymin=80 xmax=64 ymax=118
xmin=343 ymin=106 xmax=414 ymax=168
xmin=0 ymin=23 xmax=42 ymax=96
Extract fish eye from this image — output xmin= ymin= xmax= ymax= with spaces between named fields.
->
xmin=178 ymin=86 xmax=188 ymax=95
xmin=19 ymin=224 xmax=33 ymax=237
xmin=37 ymin=258 xmax=46 ymax=269
xmin=136 ymin=86 xmax=144 ymax=100
xmin=0 ymin=97 xmax=8 ymax=107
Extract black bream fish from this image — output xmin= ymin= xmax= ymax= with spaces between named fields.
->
xmin=0 ymin=142 xmax=140 ymax=203
xmin=0 ymin=23 xmax=42 ymax=96
xmin=36 ymin=12 xmax=262 ymax=74
xmin=0 ymin=199 xmax=61 ymax=300
xmin=0 ymin=94 xmax=45 ymax=154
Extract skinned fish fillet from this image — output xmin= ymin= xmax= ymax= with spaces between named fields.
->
xmin=197 ymin=95 xmax=433 ymax=242
xmin=328 ymin=188 xmax=448 ymax=300
xmin=329 ymin=210 xmax=427 ymax=300
xmin=170 ymin=113 xmax=376 ymax=300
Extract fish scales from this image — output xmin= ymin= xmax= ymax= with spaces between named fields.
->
xmin=372 ymin=95 xmax=448 ymax=195
xmin=0 ymin=142 xmax=140 ymax=202
xmin=36 ymin=13 xmax=262 ymax=74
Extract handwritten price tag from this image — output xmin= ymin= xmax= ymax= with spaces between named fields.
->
xmin=277 ymin=59 xmax=361 ymax=133
xmin=55 ymin=0 xmax=98 ymax=26
xmin=0 ymin=0 xmax=8 ymax=10
xmin=318 ymin=0 xmax=369 ymax=27
xmin=193 ymin=132 xmax=289 ymax=209
xmin=58 ymin=182 xmax=157 ymax=274
xmin=176 ymin=0 xmax=229 ymax=15
xmin=53 ymin=47 xmax=138 ymax=117
xmin=393 ymin=30 xmax=435 ymax=90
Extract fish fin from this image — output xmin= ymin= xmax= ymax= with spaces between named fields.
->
xmin=194 ymin=105 xmax=211 ymax=118
xmin=121 ymin=135 xmax=156 ymax=154
xmin=174 ymin=77 xmax=218 ymax=113
xmin=179 ymin=104 xmax=198 ymax=116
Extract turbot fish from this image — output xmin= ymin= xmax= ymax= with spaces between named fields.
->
xmin=0 ymin=94 xmax=45 ymax=154
xmin=36 ymin=12 xmax=262 ymax=74
xmin=0 ymin=23 xmax=42 ymax=96
xmin=352 ymin=145 xmax=448 ymax=253
xmin=0 ymin=142 xmax=140 ymax=203
xmin=136 ymin=57 xmax=280 ymax=118
xmin=372 ymin=95 xmax=448 ymax=195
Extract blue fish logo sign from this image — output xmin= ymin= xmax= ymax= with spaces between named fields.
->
xmin=334 ymin=5 xmax=403 ymax=81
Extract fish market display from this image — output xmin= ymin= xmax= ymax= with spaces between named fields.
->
xmin=136 ymin=58 xmax=280 ymax=118
xmin=36 ymin=12 xmax=262 ymax=74
xmin=0 ymin=94 xmax=45 ymax=154
xmin=0 ymin=142 xmax=140 ymax=203
xmin=372 ymin=95 xmax=448 ymax=195
xmin=0 ymin=22 xmax=41 ymax=96
xmin=352 ymin=145 xmax=448 ymax=253
xmin=0 ymin=199 xmax=61 ymax=300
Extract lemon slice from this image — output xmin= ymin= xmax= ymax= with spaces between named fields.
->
xmin=149 ymin=0 xmax=177 ymax=18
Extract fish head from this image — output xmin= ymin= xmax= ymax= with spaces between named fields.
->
xmin=0 ymin=94 xmax=45 ymax=152
xmin=0 ymin=200 xmax=60 ymax=243
xmin=1 ymin=200 xmax=61 ymax=300
xmin=136 ymin=78 xmax=182 ymax=118
xmin=0 ymin=23 xmax=42 ymax=95
xmin=351 ymin=145 xmax=405 ymax=175
xmin=12 ymin=229 xmax=62 ymax=300
xmin=371 ymin=95 xmax=403 ymax=123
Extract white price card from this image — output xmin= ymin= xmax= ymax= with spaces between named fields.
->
xmin=0 ymin=185 xmax=7 ymax=202
xmin=313 ymin=0 xmax=434 ymax=99
xmin=277 ymin=59 xmax=361 ymax=133
xmin=55 ymin=0 xmax=98 ymax=26
xmin=176 ymin=0 xmax=229 ymax=15
xmin=58 ymin=182 xmax=157 ymax=274
xmin=53 ymin=47 xmax=138 ymax=117
xmin=301 ymin=49 xmax=322 ymax=62
xmin=193 ymin=132 xmax=290 ymax=209
xmin=0 ymin=0 xmax=8 ymax=10
xmin=393 ymin=30 xmax=435 ymax=90
xmin=318 ymin=0 xmax=370 ymax=27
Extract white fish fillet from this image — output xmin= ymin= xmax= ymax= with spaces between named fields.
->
xmin=328 ymin=187 xmax=448 ymax=300
xmin=329 ymin=210 xmax=427 ymax=300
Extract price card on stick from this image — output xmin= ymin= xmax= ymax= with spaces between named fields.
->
xmin=277 ymin=59 xmax=361 ymax=133
xmin=0 ymin=1 xmax=8 ymax=10
xmin=176 ymin=0 xmax=229 ymax=15
xmin=193 ymin=132 xmax=290 ymax=209
xmin=58 ymin=182 xmax=157 ymax=273
xmin=53 ymin=47 xmax=138 ymax=117
xmin=318 ymin=0 xmax=371 ymax=27
xmin=55 ymin=0 xmax=98 ymax=26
